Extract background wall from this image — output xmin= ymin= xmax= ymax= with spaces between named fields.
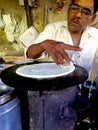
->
xmin=0 ymin=0 xmax=26 ymax=56
xmin=0 ymin=0 xmax=71 ymax=57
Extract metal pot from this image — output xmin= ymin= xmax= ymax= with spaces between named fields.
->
xmin=0 ymin=80 xmax=15 ymax=105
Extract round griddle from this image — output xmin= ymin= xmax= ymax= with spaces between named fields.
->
xmin=0 ymin=62 xmax=88 ymax=91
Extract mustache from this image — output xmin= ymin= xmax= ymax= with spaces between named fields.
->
xmin=71 ymin=18 xmax=80 ymax=24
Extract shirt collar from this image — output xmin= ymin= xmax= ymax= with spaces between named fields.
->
xmin=85 ymin=26 xmax=94 ymax=37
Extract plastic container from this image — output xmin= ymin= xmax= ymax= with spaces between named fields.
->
xmin=0 ymin=80 xmax=22 ymax=130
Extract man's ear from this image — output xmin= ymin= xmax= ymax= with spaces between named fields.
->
xmin=92 ymin=14 xmax=97 ymax=22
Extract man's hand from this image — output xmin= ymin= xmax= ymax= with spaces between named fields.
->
xmin=40 ymin=40 xmax=82 ymax=65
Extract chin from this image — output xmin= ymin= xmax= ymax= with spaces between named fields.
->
xmin=69 ymin=27 xmax=80 ymax=32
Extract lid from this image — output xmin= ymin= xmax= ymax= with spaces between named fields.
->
xmin=0 ymin=79 xmax=15 ymax=105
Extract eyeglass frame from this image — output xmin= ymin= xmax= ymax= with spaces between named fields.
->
xmin=69 ymin=3 xmax=94 ymax=18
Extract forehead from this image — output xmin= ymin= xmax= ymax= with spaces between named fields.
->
xmin=72 ymin=0 xmax=94 ymax=10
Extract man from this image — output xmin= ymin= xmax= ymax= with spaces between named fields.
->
xmin=26 ymin=0 xmax=98 ymax=129
xmin=27 ymin=0 xmax=98 ymax=75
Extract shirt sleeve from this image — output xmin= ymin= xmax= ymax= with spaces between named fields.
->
xmin=24 ymin=23 xmax=56 ymax=59
xmin=24 ymin=21 xmax=66 ymax=59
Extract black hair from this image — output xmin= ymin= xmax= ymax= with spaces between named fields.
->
xmin=94 ymin=0 xmax=98 ymax=13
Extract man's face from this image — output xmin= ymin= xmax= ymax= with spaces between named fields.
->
xmin=68 ymin=0 xmax=96 ymax=33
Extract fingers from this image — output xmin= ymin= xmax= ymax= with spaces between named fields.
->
xmin=62 ymin=44 xmax=82 ymax=51
xmin=42 ymin=41 xmax=82 ymax=65
xmin=51 ymin=49 xmax=71 ymax=65
xmin=49 ymin=50 xmax=63 ymax=64
xmin=68 ymin=46 xmax=82 ymax=51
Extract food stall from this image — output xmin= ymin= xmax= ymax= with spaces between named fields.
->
xmin=0 ymin=0 xmax=98 ymax=130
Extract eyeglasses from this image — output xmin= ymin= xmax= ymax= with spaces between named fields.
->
xmin=69 ymin=4 xmax=93 ymax=18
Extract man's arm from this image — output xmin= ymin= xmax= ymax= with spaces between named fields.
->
xmin=27 ymin=39 xmax=82 ymax=65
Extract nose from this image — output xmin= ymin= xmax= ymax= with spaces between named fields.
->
xmin=75 ymin=9 xmax=82 ymax=18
